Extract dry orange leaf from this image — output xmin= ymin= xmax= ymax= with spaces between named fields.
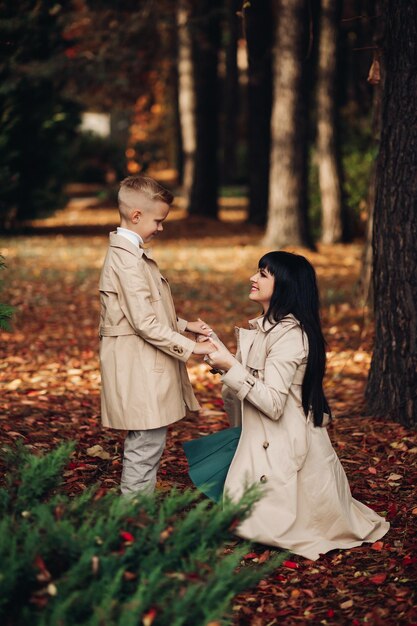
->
xmin=340 ymin=599 xmax=353 ymax=609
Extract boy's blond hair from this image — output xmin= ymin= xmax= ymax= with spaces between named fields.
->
xmin=118 ymin=176 xmax=173 ymax=217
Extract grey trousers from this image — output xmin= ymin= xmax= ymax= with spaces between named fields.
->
xmin=120 ymin=426 xmax=167 ymax=495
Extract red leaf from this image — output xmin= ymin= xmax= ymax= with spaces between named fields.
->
xmin=327 ymin=609 xmax=335 ymax=618
xmin=34 ymin=555 xmax=47 ymax=571
xmin=275 ymin=573 xmax=286 ymax=582
xmin=257 ymin=550 xmax=270 ymax=564
xmin=283 ymin=560 xmax=299 ymax=569
xmin=368 ymin=466 xmax=377 ymax=475
xmin=387 ymin=502 xmax=398 ymax=519
xmin=120 ymin=531 xmax=135 ymax=542
xmin=369 ymin=573 xmax=387 ymax=585
xmin=243 ymin=552 xmax=258 ymax=560
xmin=142 ymin=608 xmax=157 ymax=626
xmin=371 ymin=541 xmax=384 ymax=551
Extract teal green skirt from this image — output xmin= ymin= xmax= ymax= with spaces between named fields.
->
xmin=182 ymin=427 xmax=241 ymax=502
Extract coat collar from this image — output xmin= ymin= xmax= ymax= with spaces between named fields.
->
xmin=237 ymin=314 xmax=300 ymax=369
xmin=248 ymin=313 xmax=299 ymax=332
xmin=109 ymin=231 xmax=153 ymax=260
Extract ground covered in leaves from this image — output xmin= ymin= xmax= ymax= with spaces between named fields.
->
xmin=1 ymin=197 xmax=416 ymax=625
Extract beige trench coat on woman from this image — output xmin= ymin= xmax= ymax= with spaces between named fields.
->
xmin=221 ymin=315 xmax=389 ymax=560
xmin=99 ymin=233 xmax=199 ymax=431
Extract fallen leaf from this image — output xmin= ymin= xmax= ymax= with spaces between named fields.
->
xmin=387 ymin=473 xmax=402 ymax=481
xmin=369 ymin=573 xmax=387 ymax=585
xmin=6 ymin=378 xmax=22 ymax=390
xmin=340 ymin=599 xmax=353 ymax=609
xmin=257 ymin=550 xmax=270 ymax=564
xmin=142 ymin=608 xmax=157 ymax=626
xmin=46 ymin=583 xmax=58 ymax=596
xmin=86 ymin=444 xmax=111 ymax=460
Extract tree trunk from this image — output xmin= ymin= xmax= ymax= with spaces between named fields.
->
xmin=366 ymin=1 xmax=417 ymax=428
xmin=245 ymin=0 xmax=273 ymax=226
xmin=263 ymin=0 xmax=313 ymax=248
xmin=317 ymin=0 xmax=344 ymax=244
xmin=222 ymin=0 xmax=240 ymax=185
xmin=176 ymin=0 xmax=196 ymax=206
xmin=357 ymin=0 xmax=384 ymax=306
xmin=189 ymin=0 xmax=221 ymax=217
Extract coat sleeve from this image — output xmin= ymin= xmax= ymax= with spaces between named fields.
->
xmin=114 ymin=255 xmax=196 ymax=362
xmin=222 ymin=384 xmax=242 ymax=427
xmin=176 ymin=317 xmax=188 ymax=333
xmin=221 ymin=327 xmax=307 ymax=421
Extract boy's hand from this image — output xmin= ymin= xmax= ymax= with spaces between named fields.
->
xmin=186 ymin=318 xmax=212 ymax=336
xmin=192 ymin=339 xmax=216 ymax=356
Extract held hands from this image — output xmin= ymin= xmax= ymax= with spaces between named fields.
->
xmin=198 ymin=337 xmax=236 ymax=372
xmin=189 ymin=318 xmax=215 ymax=355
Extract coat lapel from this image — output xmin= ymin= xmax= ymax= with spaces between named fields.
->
xmin=237 ymin=328 xmax=258 ymax=368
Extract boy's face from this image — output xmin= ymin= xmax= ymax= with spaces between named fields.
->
xmin=133 ymin=200 xmax=170 ymax=243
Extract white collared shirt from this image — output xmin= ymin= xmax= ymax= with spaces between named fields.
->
xmin=116 ymin=227 xmax=143 ymax=248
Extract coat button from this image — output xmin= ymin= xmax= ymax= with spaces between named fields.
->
xmin=173 ymin=345 xmax=184 ymax=354
xmin=263 ymin=441 xmax=269 ymax=449
xmin=260 ymin=475 xmax=267 ymax=483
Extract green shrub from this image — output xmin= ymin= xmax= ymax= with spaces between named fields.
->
xmin=0 ymin=256 xmax=13 ymax=331
xmin=0 ymin=443 xmax=286 ymax=626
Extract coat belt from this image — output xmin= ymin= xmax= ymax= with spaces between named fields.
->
xmin=99 ymin=324 xmax=137 ymax=337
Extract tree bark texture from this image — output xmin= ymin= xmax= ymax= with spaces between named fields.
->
xmin=317 ymin=0 xmax=344 ymax=244
xmin=263 ymin=0 xmax=312 ymax=248
xmin=189 ymin=0 xmax=221 ymax=217
xmin=245 ymin=0 xmax=273 ymax=226
xmin=177 ymin=0 xmax=196 ymax=206
xmin=357 ymin=0 xmax=384 ymax=306
xmin=366 ymin=1 xmax=417 ymax=428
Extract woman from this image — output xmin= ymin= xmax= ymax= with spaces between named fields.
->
xmin=185 ymin=251 xmax=389 ymax=560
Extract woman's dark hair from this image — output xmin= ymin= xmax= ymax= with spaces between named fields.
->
xmin=259 ymin=251 xmax=331 ymax=427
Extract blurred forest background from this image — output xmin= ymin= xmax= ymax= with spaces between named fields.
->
xmin=0 ymin=0 xmax=380 ymax=237
xmin=0 ymin=0 xmax=416 ymax=427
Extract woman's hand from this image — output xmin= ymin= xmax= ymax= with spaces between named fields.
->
xmin=204 ymin=339 xmax=236 ymax=372
xmin=186 ymin=318 xmax=212 ymax=336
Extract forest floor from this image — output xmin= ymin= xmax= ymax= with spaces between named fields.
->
xmin=1 ymin=192 xmax=416 ymax=625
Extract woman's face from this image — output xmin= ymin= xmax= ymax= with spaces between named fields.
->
xmin=249 ymin=266 xmax=275 ymax=313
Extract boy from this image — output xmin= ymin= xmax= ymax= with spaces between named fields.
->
xmin=99 ymin=175 xmax=213 ymax=494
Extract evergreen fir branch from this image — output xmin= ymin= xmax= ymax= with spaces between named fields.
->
xmin=14 ymin=441 xmax=76 ymax=510
xmin=0 ymin=303 xmax=14 ymax=331
xmin=0 ymin=255 xmax=14 ymax=331
xmin=0 ymin=443 xmax=286 ymax=626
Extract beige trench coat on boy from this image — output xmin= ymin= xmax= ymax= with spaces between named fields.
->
xmin=99 ymin=232 xmax=199 ymax=431
xmin=221 ymin=315 xmax=389 ymax=561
